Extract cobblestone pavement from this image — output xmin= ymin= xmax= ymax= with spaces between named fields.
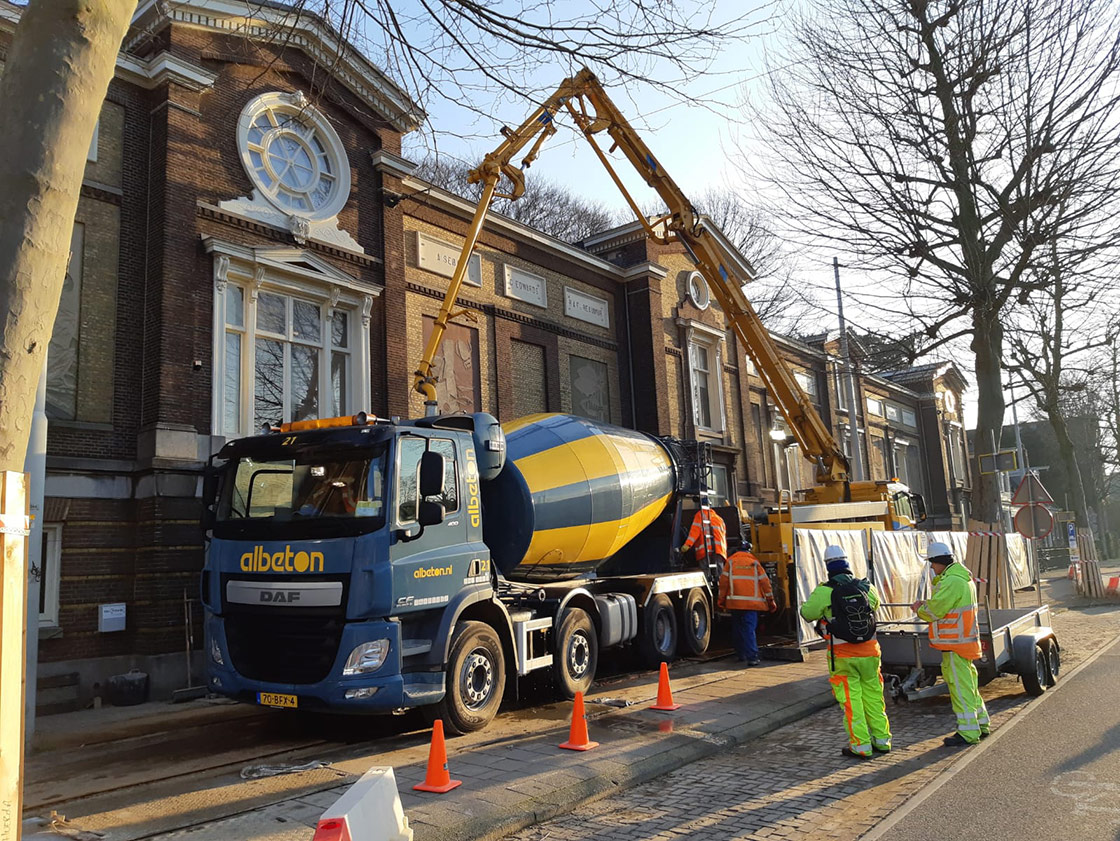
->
xmin=504 ymin=604 xmax=1120 ymax=841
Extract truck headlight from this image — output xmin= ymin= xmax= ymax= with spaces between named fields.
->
xmin=343 ymin=639 xmax=390 ymax=675
xmin=209 ymin=636 xmax=225 ymax=666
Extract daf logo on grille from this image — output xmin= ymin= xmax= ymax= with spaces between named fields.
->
xmin=260 ymin=590 xmax=301 ymax=603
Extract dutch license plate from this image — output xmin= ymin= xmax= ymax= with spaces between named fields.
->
xmin=257 ymin=691 xmax=298 ymax=709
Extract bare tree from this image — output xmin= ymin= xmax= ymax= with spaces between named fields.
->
xmin=755 ymin=0 xmax=1120 ymax=520
xmin=293 ymin=0 xmax=770 ymax=144
xmin=413 ymin=156 xmax=618 ymax=243
xmin=691 ymin=187 xmax=815 ymax=332
xmin=0 ymin=1 xmax=134 ymax=472
xmin=1005 ymin=231 xmax=1118 ymax=527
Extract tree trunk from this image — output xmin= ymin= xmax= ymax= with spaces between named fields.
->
xmin=971 ymin=307 xmax=1006 ymax=523
xmin=1047 ymin=408 xmax=1092 ymax=529
xmin=0 ymin=1 xmax=135 ymax=473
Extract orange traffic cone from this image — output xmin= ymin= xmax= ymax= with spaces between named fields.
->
xmin=650 ymin=661 xmax=681 ymax=711
xmin=559 ymin=691 xmax=599 ymax=751
xmin=413 ymin=719 xmax=462 ymax=793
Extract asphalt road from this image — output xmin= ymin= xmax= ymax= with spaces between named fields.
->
xmin=875 ymin=635 xmax=1120 ymax=841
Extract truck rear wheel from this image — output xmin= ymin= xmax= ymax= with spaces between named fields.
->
xmin=554 ymin=608 xmax=598 ymax=699
xmin=434 ymin=620 xmax=506 ymax=735
xmin=638 ymin=593 xmax=678 ymax=667
xmin=678 ymin=588 xmax=711 ymax=656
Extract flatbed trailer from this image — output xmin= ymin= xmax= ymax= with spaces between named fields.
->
xmin=876 ymin=603 xmax=1060 ymax=701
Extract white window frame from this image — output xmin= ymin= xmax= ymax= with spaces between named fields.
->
xmin=794 ymin=370 xmax=818 ymax=398
xmin=208 ymin=245 xmax=376 ymax=440
xmin=40 ymin=524 xmax=62 ymax=628
xmin=867 ymin=397 xmax=884 ymax=416
xmin=901 ymin=408 xmax=917 ymax=427
xmin=687 ymin=333 xmax=726 ymax=434
xmin=708 ymin=464 xmax=731 ymax=506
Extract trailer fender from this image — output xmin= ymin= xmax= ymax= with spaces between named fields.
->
xmin=434 ymin=585 xmax=515 ymax=668
xmin=1012 ymin=627 xmax=1056 ymax=675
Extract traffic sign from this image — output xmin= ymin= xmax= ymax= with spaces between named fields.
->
xmin=1014 ymin=504 xmax=1054 ymax=540
xmin=1011 ymin=472 xmax=1054 ymax=506
xmin=979 ymin=450 xmax=1018 ymax=475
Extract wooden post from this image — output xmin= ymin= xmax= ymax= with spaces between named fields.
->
xmin=0 ymin=472 xmax=29 ymax=841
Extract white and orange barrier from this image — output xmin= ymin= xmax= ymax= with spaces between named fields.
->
xmin=312 ymin=766 xmax=413 ymax=841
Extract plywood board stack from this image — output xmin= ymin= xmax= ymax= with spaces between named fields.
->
xmin=1076 ymin=528 xmax=1107 ymax=599
xmin=964 ymin=520 xmax=1010 ymax=609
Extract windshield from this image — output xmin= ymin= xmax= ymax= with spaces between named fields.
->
xmin=216 ymin=445 xmax=388 ymax=535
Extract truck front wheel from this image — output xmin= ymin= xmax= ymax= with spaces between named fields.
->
xmin=434 ymin=620 xmax=506 ymax=735
xmin=638 ymin=593 xmax=678 ymax=667
xmin=554 ymin=608 xmax=598 ymax=699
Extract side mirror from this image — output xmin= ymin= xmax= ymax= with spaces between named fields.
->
xmin=418 ymin=499 xmax=445 ymax=527
xmin=913 ymin=494 xmax=927 ymax=522
xmin=419 ymin=450 xmax=445 ymax=498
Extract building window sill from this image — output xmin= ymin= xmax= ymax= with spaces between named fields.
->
xmin=39 ymin=625 xmax=63 ymax=640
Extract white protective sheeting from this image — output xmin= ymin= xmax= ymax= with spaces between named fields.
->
xmin=794 ymin=529 xmax=870 ymax=645
xmin=869 ymin=531 xmax=929 ymax=623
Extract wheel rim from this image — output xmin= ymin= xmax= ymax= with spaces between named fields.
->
xmin=1036 ymin=650 xmax=1047 ymax=687
xmin=459 ymin=647 xmax=495 ymax=710
xmin=654 ymin=609 xmax=673 ymax=653
xmin=1048 ymin=645 xmax=1060 ymax=678
xmin=567 ymin=631 xmax=591 ymax=679
xmin=689 ymin=603 xmax=708 ymax=640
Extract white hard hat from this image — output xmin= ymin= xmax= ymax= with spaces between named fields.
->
xmin=823 ymin=545 xmax=847 ymax=562
xmin=926 ymin=541 xmax=953 ymax=562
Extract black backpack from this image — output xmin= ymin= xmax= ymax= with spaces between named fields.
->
xmin=825 ymin=578 xmax=876 ymax=643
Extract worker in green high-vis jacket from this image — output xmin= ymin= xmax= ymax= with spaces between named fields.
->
xmin=912 ymin=541 xmax=990 ymax=747
xmin=800 ymin=546 xmax=891 ymax=759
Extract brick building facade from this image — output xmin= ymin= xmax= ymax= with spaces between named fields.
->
xmin=2 ymin=0 xmax=970 ymax=707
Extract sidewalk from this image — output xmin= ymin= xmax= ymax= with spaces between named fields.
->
xmin=30 ymin=695 xmax=262 ymax=752
xmin=26 ymin=650 xmax=836 ymax=841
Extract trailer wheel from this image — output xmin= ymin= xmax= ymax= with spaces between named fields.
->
xmin=638 ymin=593 xmax=678 ymax=667
xmin=434 ymin=621 xmax=506 ymax=735
xmin=1022 ymin=642 xmax=1048 ymax=697
xmin=1045 ymin=639 xmax=1061 ymax=685
xmin=678 ymin=588 xmax=711 ymax=656
xmin=554 ymin=608 xmax=598 ymax=699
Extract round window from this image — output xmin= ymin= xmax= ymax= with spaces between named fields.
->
xmin=687 ymin=272 xmax=710 ymax=310
xmin=237 ymin=92 xmax=350 ymax=221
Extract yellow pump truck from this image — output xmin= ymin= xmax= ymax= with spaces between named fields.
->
xmin=413 ymin=68 xmax=925 ymax=614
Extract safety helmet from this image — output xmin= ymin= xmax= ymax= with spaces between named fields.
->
xmin=823 ymin=544 xmax=851 ymax=576
xmin=926 ymin=541 xmax=953 ymax=564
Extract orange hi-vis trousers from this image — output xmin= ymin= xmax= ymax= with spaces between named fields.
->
xmin=828 ymin=655 xmax=892 ymax=757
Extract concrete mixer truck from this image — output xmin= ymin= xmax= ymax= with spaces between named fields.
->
xmin=201 ymin=68 xmax=924 ymax=733
xmin=201 ymin=410 xmax=721 ymax=733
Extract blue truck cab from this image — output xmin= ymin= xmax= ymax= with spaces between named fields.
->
xmin=201 ymin=412 xmax=507 ymax=723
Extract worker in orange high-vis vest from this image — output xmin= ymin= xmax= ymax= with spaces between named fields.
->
xmin=800 ymin=546 xmax=891 ymax=760
xmin=718 ymin=532 xmax=776 ymax=665
xmin=680 ymin=501 xmax=727 ymax=578
xmin=912 ymin=541 xmax=990 ymax=747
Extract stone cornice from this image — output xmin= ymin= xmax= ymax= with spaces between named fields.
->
xmin=128 ymin=0 xmax=423 ymax=132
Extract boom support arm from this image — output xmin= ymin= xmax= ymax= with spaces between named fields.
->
xmin=412 ymin=69 xmax=851 ymax=491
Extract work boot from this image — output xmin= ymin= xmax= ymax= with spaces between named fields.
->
xmin=942 ymin=733 xmax=975 ymax=747
xmin=841 ymin=747 xmax=873 ymax=760
xmin=746 ymin=660 xmax=762 ymax=667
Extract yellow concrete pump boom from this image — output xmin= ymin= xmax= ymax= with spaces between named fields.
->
xmin=413 ymin=67 xmax=853 ymax=498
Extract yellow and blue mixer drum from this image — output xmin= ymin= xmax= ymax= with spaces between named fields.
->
xmin=481 ymin=414 xmax=676 ymax=581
